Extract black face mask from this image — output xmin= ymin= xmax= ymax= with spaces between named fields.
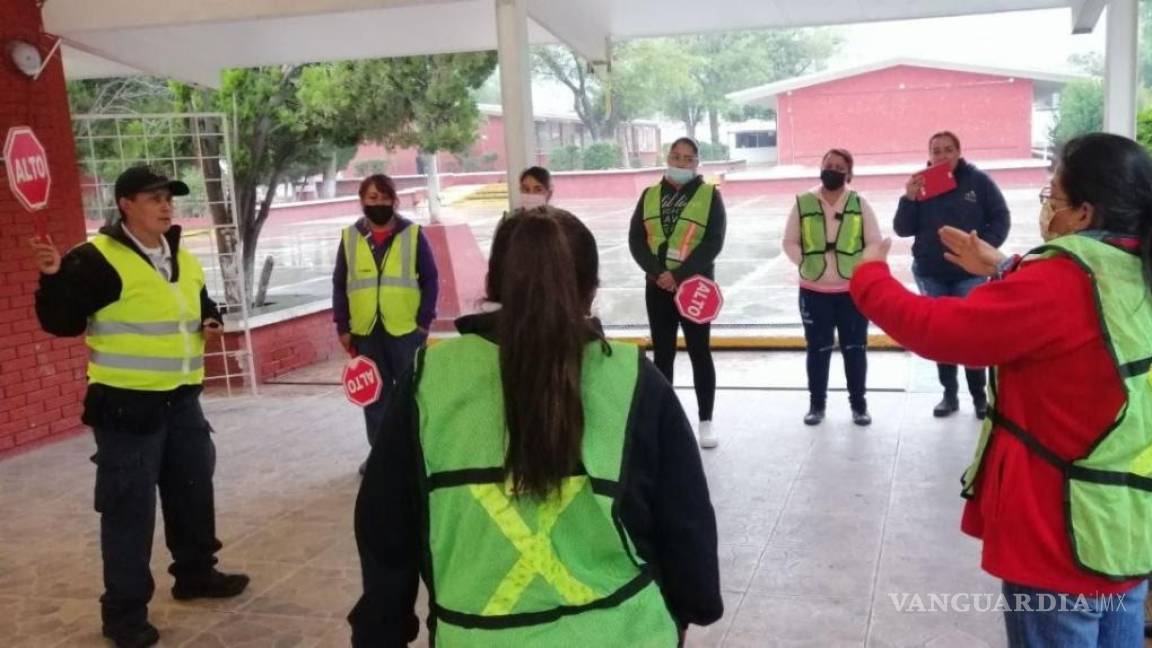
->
xmin=820 ymin=169 xmax=847 ymax=191
xmin=363 ymin=205 xmax=394 ymax=226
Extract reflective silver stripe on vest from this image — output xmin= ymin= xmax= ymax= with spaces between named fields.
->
xmin=345 ymin=225 xmax=360 ymax=286
xmin=400 ymin=226 xmax=414 ymax=280
xmin=345 ymin=225 xmax=419 ymax=291
xmin=89 ymin=351 xmax=204 ymax=373
xmin=87 ymin=320 xmax=202 ymax=336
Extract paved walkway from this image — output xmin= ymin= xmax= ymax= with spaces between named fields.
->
xmin=1 ymin=351 xmax=1147 ymax=647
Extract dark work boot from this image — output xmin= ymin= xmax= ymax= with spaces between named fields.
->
xmin=973 ymin=399 xmax=989 ymax=420
xmin=171 ymin=569 xmax=250 ymax=601
xmin=933 ymin=394 xmax=959 ymax=418
xmin=102 ymin=622 xmax=159 ymax=648
xmin=803 ymin=408 xmax=825 ymax=426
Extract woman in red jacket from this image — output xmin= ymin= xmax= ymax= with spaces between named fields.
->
xmin=851 ymin=133 xmax=1151 ymax=647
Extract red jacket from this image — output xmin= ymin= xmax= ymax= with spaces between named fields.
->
xmin=851 ymin=257 xmax=1143 ymax=595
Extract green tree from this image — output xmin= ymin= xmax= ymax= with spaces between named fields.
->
xmin=1050 ymin=78 xmax=1104 ymax=150
xmin=676 ymin=30 xmax=840 ymax=144
xmin=537 ymin=28 xmax=838 ymax=157
xmin=348 ymin=53 xmax=497 ymax=217
xmin=168 ymin=52 xmax=494 ymax=306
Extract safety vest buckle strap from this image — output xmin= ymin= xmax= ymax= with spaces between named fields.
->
xmin=1119 ymin=356 xmax=1152 ymax=379
xmin=1066 ymin=465 xmax=1152 ymax=492
xmin=427 ymin=467 xmax=621 ymax=496
xmin=432 ymin=571 xmax=655 ymax=630
xmin=989 ymin=408 xmax=1069 ymax=471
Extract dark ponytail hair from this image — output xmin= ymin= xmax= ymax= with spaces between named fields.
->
xmin=487 ymin=208 xmax=600 ymax=308
xmin=1058 ymin=133 xmax=1152 ymax=295
xmin=497 ymin=210 xmax=602 ymax=498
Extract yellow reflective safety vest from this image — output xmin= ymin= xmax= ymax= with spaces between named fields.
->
xmin=343 ymin=222 xmax=421 ymax=336
xmin=642 ymin=182 xmax=714 ymax=270
xmin=86 ymin=233 xmax=206 ymax=391
xmin=796 ymin=191 xmax=865 ymax=281
xmin=961 ymin=234 xmax=1152 ymax=578
xmin=414 ymin=335 xmax=680 ymax=647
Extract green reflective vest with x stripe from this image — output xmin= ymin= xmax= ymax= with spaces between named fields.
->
xmin=343 ymin=222 xmax=421 ymax=336
xmin=414 ymin=335 xmax=679 ymax=647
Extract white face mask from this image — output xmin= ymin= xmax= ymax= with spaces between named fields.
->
xmin=665 ymin=166 xmax=696 ymax=185
xmin=1039 ymin=202 xmax=1075 ymax=242
xmin=518 ymin=193 xmax=548 ymax=210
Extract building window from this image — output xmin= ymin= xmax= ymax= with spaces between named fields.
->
xmin=735 ymin=131 xmax=777 ymax=149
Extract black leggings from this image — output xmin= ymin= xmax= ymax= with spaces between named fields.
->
xmin=645 ymin=282 xmax=716 ymax=421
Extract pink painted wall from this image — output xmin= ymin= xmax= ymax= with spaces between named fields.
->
xmin=343 ymin=115 xmax=661 ymax=177
xmin=776 ymin=65 xmax=1035 ymax=167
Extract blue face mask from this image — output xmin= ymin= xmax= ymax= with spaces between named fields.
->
xmin=665 ymin=166 xmax=696 ymax=185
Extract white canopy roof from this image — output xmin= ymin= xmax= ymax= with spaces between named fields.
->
xmin=45 ymin=0 xmax=1098 ymax=87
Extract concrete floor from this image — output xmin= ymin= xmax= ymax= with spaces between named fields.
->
xmin=2 ymin=351 xmax=1148 ymax=647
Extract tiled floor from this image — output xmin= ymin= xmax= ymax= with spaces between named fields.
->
xmin=2 ymin=351 xmax=1147 ymax=647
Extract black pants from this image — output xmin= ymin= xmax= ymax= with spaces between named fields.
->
xmin=91 ymin=391 xmax=220 ymax=632
xmin=645 ymin=282 xmax=715 ymax=421
xmin=352 ymin=325 xmax=426 ymax=447
xmin=799 ymin=289 xmax=868 ymax=411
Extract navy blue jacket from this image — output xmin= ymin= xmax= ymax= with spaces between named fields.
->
xmin=332 ymin=216 xmax=439 ymax=333
xmin=893 ymin=159 xmax=1011 ymax=281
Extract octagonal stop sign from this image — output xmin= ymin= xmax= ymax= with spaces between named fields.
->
xmin=675 ymin=275 xmax=724 ymax=325
xmin=343 ymin=355 xmax=383 ymax=407
xmin=4 ymin=126 xmax=51 ymax=212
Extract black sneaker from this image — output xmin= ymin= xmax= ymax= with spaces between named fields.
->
xmin=852 ymin=410 xmax=872 ymax=426
xmin=974 ymin=400 xmax=989 ymax=420
xmin=933 ymin=396 xmax=959 ymax=418
xmin=171 ymin=569 xmax=250 ymax=601
xmin=803 ymin=409 xmax=825 ymax=426
xmin=102 ymin=622 xmax=159 ymax=648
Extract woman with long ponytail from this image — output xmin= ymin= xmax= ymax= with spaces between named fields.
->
xmin=350 ymin=208 xmax=722 ymax=646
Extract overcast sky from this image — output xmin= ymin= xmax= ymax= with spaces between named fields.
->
xmin=533 ymin=8 xmax=1111 ymax=115
xmin=831 ymin=8 xmax=1105 ymax=73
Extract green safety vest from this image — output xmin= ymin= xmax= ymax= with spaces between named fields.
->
xmin=344 ymin=222 xmax=421 ymax=336
xmin=642 ymin=182 xmax=714 ymax=270
xmin=414 ymin=335 xmax=680 ymax=647
xmin=797 ymin=191 xmax=865 ymax=281
xmin=961 ymin=234 xmax=1152 ymax=579
xmin=86 ymin=234 xmax=206 ymax=391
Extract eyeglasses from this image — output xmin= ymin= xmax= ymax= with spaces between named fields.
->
xmin=1038 ymin=187 xmax=1073 ymax=205
xmin=668 ymin=154 xmax=698 ymax=164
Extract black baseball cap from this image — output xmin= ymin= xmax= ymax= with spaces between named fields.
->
xmin=114 ymin=166 xmax=190 ymax=201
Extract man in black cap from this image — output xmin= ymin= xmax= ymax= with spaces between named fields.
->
xmin=29 ymin=166 xmax=249 ymax=648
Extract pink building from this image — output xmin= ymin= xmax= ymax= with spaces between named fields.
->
xmin=343 ymin=104 xmax=661 ymax=177
xmin=727 ymin=59 xmax=1082 ymax=168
